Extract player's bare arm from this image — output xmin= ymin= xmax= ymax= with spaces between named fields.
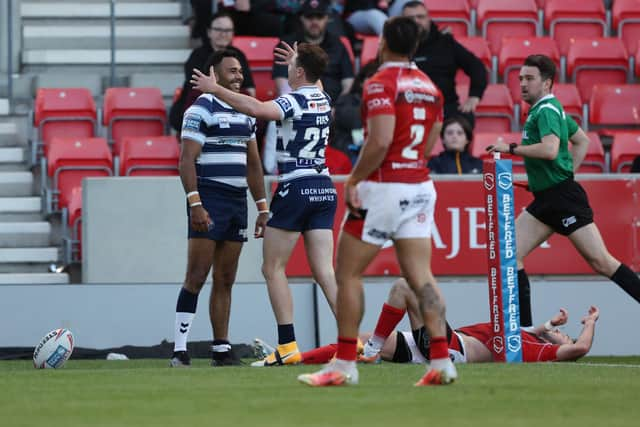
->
xmin=344 ymin=114 xmax=395 ymax=215
xmin=527 ymin=308 xmax=569 ymax=336
xmin=191 ymin=67 xmax=283 ymax=121
xmin=424 ymin=121 xmax=443 ymax=158
xmin=179 ymin=138 xmax=212 ymax=233
xmin=245 ymin=139 xmax=268 ymax=238
xmin=555 ymin=306 xmax=599 ymax=361
xmin=569 ymin=127 xmax=590 ymax=172
xmin=486 ymin=133 xmax=560 ymax=160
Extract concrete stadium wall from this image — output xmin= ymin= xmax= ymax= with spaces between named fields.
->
xmin=82 ymin=177 xmax=264 ymax=283
xmin=1 ymin=280 xmax=638 ymax=356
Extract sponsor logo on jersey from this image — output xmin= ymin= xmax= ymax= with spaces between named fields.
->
xmin=522 ymin=130 xmax=528 ymax=140
xmin=404 ymin=90 xmax=435 ymax=104
xmin=366 ymin=83 xmax=385 ymax=94
xmin=275 ymin=97 xmax=293 ymax=112
xmin=399 ymin=199 xmax=409 ymax=211
xmin=367 ymin=97 xmax=392 ymax=110
xmin=183 ymin=114 xmax=201 ymax=131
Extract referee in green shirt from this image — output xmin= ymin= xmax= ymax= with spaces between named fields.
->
xmin=488 ymin=55 xmax=640 ymax=326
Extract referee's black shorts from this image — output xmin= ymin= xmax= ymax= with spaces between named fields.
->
xmin=526 ymin=178 xmax=594 ymax=236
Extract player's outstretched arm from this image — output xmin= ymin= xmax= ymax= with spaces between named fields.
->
xmin=526 ymin=308 xmax=569 ymax=336
xmin=555 ymin=306 xmax=599 ymax=362
xmin=191 ymin=67 xmax=282 ymax=121
xmin=424 ymin=121 xmax=442 ymax=159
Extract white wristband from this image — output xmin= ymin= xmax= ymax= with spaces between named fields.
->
xmin=255 ymin=198 xmax=267 ymax=204
xmin=544 ymin=320 xmax=554 ymax=331
xmin=258 ymin=210 xmax=270 ymax=214
xmin=187 ymin=191 xmax=199 ymax=199
xmin=190 ymin=202 xmax=203 ymax=208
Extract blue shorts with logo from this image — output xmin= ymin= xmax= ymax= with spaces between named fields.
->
xmin=268 ymin=176 xmax=337 ymax=232
xmin=188 ymin=181 xmax=248 ymax=242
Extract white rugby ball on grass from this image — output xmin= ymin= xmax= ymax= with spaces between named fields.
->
xmin=33 ymin=328 xmax=74 ymax=369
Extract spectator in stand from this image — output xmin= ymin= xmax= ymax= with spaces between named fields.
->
xmin=170 ymin=12 xmax=255 ymax=132
xmin=331 ymin=60 xmax=379 ymax=163
xmin=344 ymin=0 xmax=389 ymax=35
xmin=428 ymin=117 xmax=482 ymax=174
xmin=273 ymin=0 xmax=354 ymax=101
xmin=632 ymin=156 xmax=640 ymax=173
xmin=401 ymin=1 xmax=487 ymax=128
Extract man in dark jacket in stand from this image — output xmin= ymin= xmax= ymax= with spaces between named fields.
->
xmin=402 ymin=1 xmax=487 ymax=128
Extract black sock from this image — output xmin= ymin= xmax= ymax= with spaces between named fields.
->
xmin=277 ymin=324 xmax=295 ymax=345
xmin=176 ymin=287 xmax=198 ymax=312
xmin=518 ymin=269 xmax=533 ymax=327
xmin=212 ymin=339 xmax=232 ymax=360
xmin=611 ymin=264 xmax=640 ymax=303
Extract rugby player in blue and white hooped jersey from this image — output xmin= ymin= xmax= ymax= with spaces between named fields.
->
xmin=170 ymin=50 xmax=268 ymax=368
xmin=192 ymin=42 xmax=339 ymax=366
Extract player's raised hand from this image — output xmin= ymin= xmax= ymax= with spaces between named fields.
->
xmin=581 ymin=305 xmax=599 ymax=324
xmin=191 ymin=66 xmax=218 ymax=94
xmin=551 ymin=308 xmax=569 ymax=326
xmin=274 ymin=41 xmax=297 ymax=66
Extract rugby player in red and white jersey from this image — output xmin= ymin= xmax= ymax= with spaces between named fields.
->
xmin=298 ymin=16 xmax=456 ymax=387
xmin=291 ymin=279 xmax=599 ymax=366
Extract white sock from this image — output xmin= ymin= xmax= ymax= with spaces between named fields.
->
xmin=364 ymin=335 xmax=385 ymax=355
xmin=174 ymin=312 xmax=195 ymax=352
xmin=334 ymin=358 xmax=357 ymax=373
xmin=429 ymin=357 xmax=452 ymax=371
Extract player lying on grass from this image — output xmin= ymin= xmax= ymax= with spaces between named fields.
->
xmin=255 ymin=279 xmax=599 ymax=364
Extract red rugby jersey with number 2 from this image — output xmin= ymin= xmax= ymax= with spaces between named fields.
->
xmin=361 ymin=62 xmax=443 ymax=183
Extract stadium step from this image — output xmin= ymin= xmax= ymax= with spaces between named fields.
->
xmin=0 ymin=172 xmax=34 ymax=197
xmin=0 ymin=222 xmax=51 ymax=247
xmin=0 ymin=122 xmax=18 ymax=147
xmin=0 ymin=99 xmax=8 ymax=115
xmin=0 ymin=197 xmax=42 ymax=221
xmin=0 ymin=247 xmax=59 ymax=273
xmin=0 ymin=147 xmax=25 ymax=163
xmin=20 ymin=2 xmax=182 ymax=19
xmin=0 ymin=272 xmax=69 ymax=284
xmin=23 ymin=49 xmax=191 ymax=66
xmin=23 ymin=25 xmax=190 ymax=50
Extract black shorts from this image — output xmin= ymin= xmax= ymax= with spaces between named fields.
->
xmin=391 ymin=324 xmax=455 ymax=363
xmin=526 ymin=179 xmax=594 ymax=236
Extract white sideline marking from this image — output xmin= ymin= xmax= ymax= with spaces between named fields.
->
xmin=573 ymin=362 xmax=640 ymax=369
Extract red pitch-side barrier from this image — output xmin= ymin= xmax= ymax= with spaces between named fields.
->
xmin=281 ymin=177 xmax=640 ymax=276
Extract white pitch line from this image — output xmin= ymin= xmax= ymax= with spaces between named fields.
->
xmin=572 ymin=362 xmax=640 ymax=369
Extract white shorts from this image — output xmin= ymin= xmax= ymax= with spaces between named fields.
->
xmin=400 ymin=330 xmax=468 ymax=364
xmin=343 ymin=180 xmax=437 ymax=246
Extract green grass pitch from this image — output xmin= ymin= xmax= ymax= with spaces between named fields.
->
xmin=1 ymin=357 xmax=639 ymax=427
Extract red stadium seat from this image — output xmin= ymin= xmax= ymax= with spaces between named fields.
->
xmin=455 ymin=37 xmax=493 ymax=86
xmin=471 ymin=132 xmax=524 ymax=171
xmin=33 ymin=88 xmax=96 ymax=162
xmin=63 ymin=186 xmax=83 ymax=264
xmin=611 ymin=132 xmax=640 ymax=172
xmin=636 ymin=47 xmax=640 ymax=79
xmin=573 ymin=132 xmax=605 ymax=173
xmin=519 ymin=83 xmax=584 ymax=127
xmin=233 ymin=36 xmax=280 ymax=101
xmin=469 ymin=84 xmax=515 ymax=132
xmin=498 ymin=37 xmax=560 ymax=102
xmin=45 ymin=137 xmax=113 ymax=214
xmin=360 ymin=36 xmax=379 ymax=67
xmin=102 ymin=87 xmax=167 ymax=154
xmin=476 ymin=0 xmax=539 ymax=55
xmin=613 ymin=0 xmax=640 ymax=55
xmin=588 ymin=84 xmax=640 ymax=130
xmin=545 ymin=0 xmax=607 ymax=55
xmin=118 ymin=136 xmax=179 ymax=176
xmin=424 ymin=0 xmax=472 ymax=37
xmin=566 ymin=38 xmax=629 ymax=103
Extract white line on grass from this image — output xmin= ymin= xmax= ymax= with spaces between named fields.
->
xmin=572 ymin=363 xmax=640 ymax=369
